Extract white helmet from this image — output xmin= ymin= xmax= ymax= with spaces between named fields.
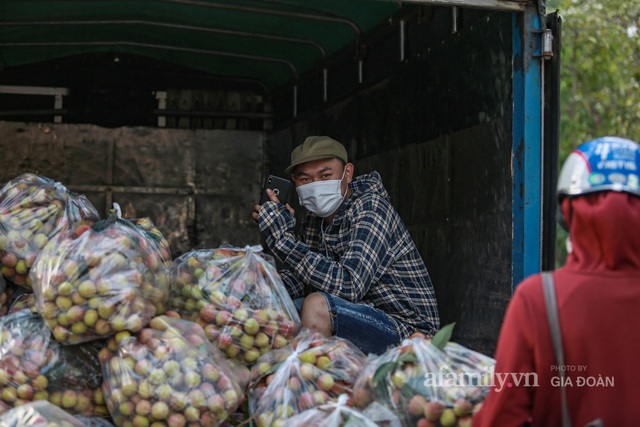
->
xmin=557 ymin=136 xmax=639 ymax=231
xmin=558 ymin=136 xmax=640 ymax=200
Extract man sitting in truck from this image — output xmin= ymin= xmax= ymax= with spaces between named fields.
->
xmin=252 ymin=136 xmax=440 ymax=355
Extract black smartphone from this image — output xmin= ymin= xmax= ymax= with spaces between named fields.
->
xmin=259 ymin=175 xmax=292 ymax=205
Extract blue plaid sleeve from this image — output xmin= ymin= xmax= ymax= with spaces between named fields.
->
xmin=277 ymin=269 xmax=305 ymax=299
xmin=259 ymin=198 xmax=393 ymax=302
xmin=259 ymin=192 xmax=439 ymax=339
xmin=297 ymin=198 xmax=396 ymax=301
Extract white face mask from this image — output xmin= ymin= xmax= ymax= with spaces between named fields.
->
xmin=296 ymin=167 xmax=347 ymax=217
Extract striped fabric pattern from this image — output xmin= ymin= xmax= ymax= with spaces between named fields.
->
xmin=259 ymin=171 xmax=440 ymax=339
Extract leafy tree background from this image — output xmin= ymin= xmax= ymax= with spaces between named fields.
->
xmin=548 ymin=0 xmax=640 ymax=265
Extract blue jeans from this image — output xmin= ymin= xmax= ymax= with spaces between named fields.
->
xmin=294 ymin=291 xmax=401 ymax=355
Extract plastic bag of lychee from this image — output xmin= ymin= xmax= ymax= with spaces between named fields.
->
xmin=169 ymin=245 xmax=301 ymax=366
xmin=100 ymin=315 xmax=250 ymax=427
xmin=0 ymin=400 xmax=85 ymax=427
xmin=0 ymin=309 xmax=107 ymax=417
xmin=282 ymin=393 xmax=402 ymax=427
xmin=351 ymin=326 xmax=495 ymax=427
xmin=29 ymin=209 xmax=171 ymax=345
xmin=248 ymin=329 xmax=368 ymax=427
xmin=0 ymin=173 xmax=100 ymax=289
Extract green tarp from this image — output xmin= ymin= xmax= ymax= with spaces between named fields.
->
xmin=0 ymin=0 xmax=407 ymax=91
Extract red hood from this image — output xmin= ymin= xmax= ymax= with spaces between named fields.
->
xmin=562 ymin=192 xmax=640 ymax=271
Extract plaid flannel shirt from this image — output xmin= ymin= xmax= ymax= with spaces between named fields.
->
xmin=258 ymin=171 xmax=440 ymax=339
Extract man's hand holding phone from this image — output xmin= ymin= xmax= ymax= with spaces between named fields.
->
xmin=252 ymin=175 xmax=295 ymax=222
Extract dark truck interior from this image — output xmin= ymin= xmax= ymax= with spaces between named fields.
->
xmin=1 ymin=0 xmax=557 ymax=354
xmin=1 ymin=0 xmax=525 ymax=129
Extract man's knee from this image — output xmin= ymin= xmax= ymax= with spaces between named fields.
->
xmin=300 ymin=292 xmax=332 ymax=336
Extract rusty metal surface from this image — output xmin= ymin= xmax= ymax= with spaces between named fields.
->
xmin=0 ymin=121 xmax=264 ymax=257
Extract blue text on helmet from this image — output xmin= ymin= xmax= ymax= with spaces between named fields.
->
xmin=557 ymin=136 xmax=640 ymax=200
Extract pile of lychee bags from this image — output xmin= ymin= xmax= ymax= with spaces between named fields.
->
xmin=0 ymin=173 xmax=248 ymax=425
xmin=0 ymin=172 xmax=496 ymax=427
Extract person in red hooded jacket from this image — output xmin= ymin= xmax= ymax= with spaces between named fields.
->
xmin=473 ymin=136 xmax=640 ymax=426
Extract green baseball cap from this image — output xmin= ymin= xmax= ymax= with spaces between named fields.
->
xmin=285 ymin=136 xmax=349 ymax=174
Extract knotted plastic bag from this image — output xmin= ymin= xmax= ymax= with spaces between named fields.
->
xmin=30 ymin=208 xmax=171 ymax=344
xmin=0 ymin=400 xmax=85 ymax=427
xmin=351 ymin=325 xmax=495 ymax=427
xmin=248 ymin=329 xmax=368 ymax=427
xmin=100 ymin=315 xmax=249 ymax=427
xmin=0 ymin=173 xmax=99 ymax=288
xmin=282 ymin=393 xmax=402 ymax=427
xmin=170 ymin=245 xmax=300 ymax=365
